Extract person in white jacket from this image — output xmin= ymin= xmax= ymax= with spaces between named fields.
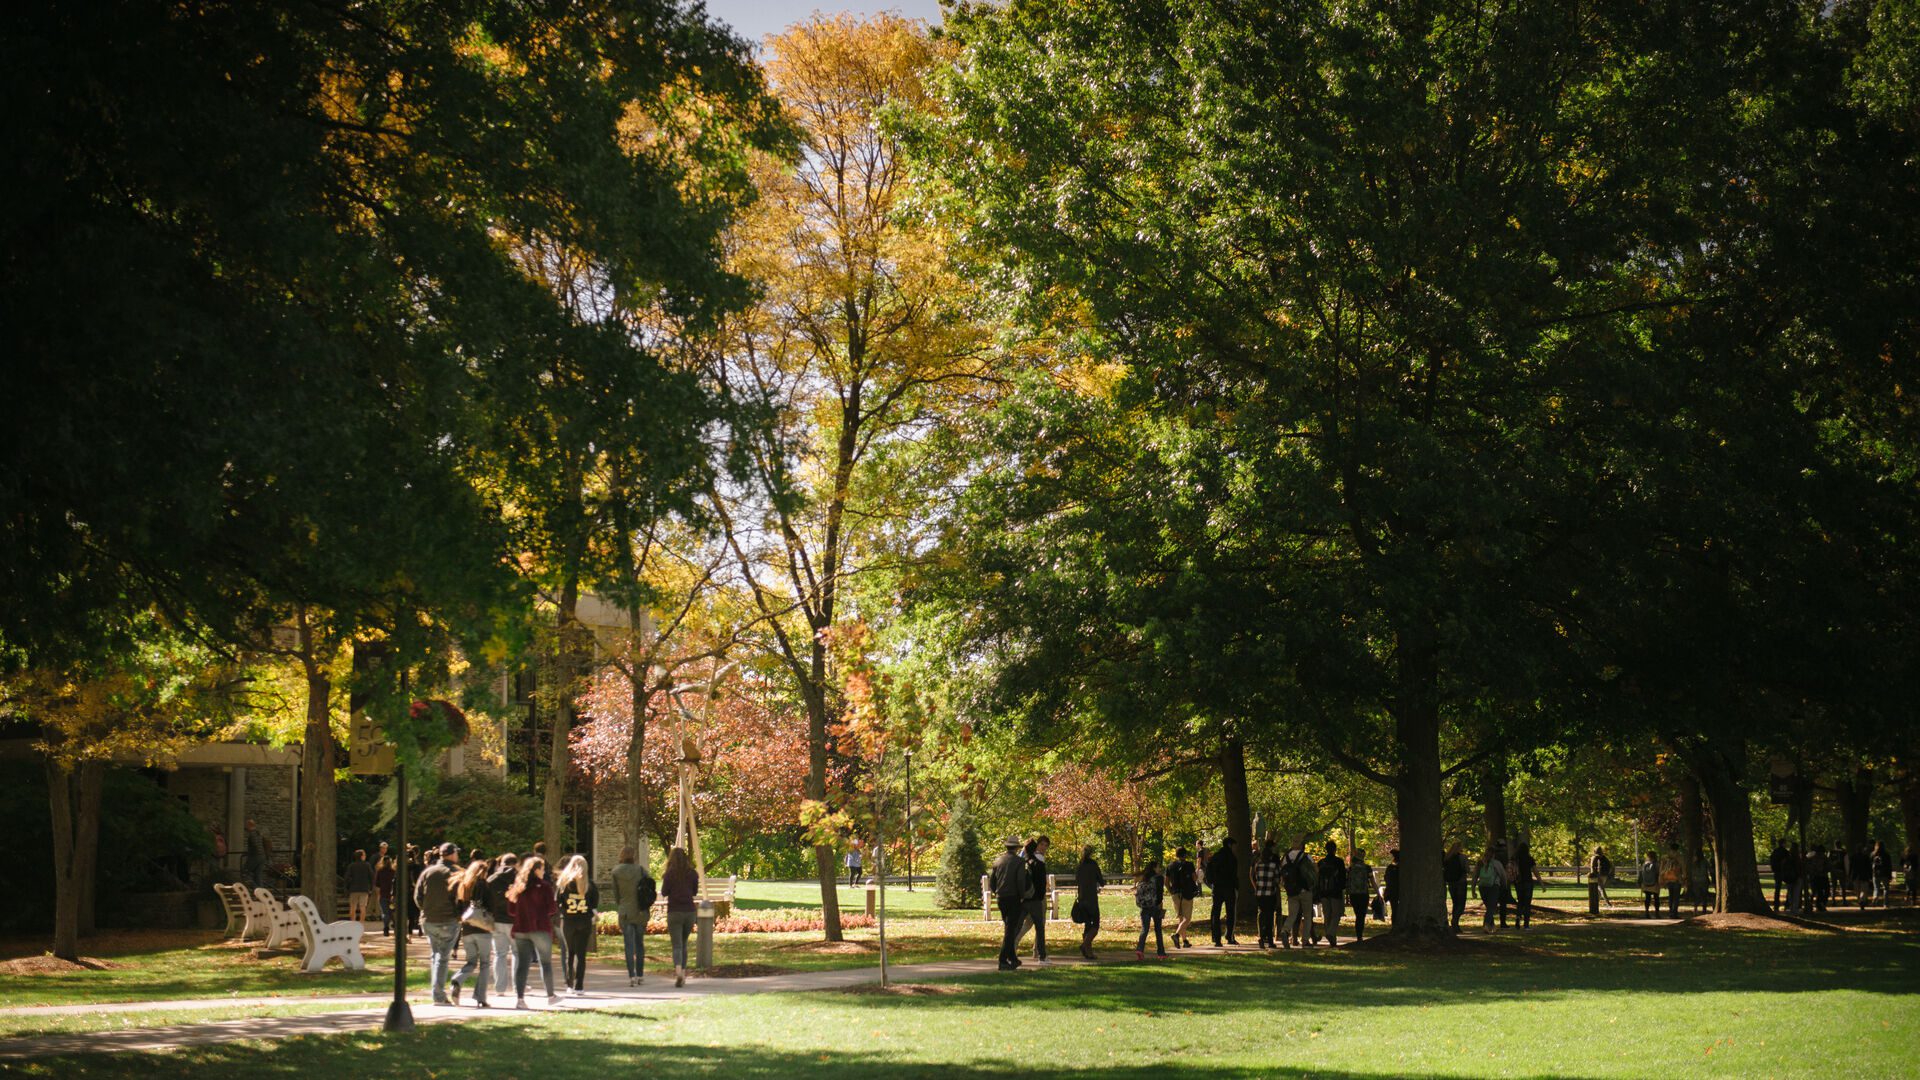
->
xmin=1478 ymin=851 xmax=1510 ymax=931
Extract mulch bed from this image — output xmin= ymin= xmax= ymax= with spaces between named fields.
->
xmin=697 ymin=963 xmax=792 ymax=978
xmin=0 ymin=955 xmax=125 ymax=975
xmin=834 ymin=982 xmax=970 ymax=996
xmin=1687 ymin=912 xmax=1835 ymax=934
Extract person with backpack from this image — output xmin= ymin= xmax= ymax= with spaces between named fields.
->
xmin=989 ymin=836 xmax=1031 ymax=971
xmin=448 ymin=855 xmax=495 ymax=1008
xmin=1637 ymin=852 xmax=1661 ymax=917
xmin=1279 ymin=835 xmax=1316 ymax=948
xmin=1022 ymin=836 xmax=1051 ymax=963
xmin=1346 ymin=847 xmax=1376 ymax=942
xmin=1443 ymin=841 xmax=1469 ymax=930
xmin=1134 ymin=858 xmax=1169 ymax=959
xmin=1478 ymin=850 xmax=1508 ymax=931
xmin=1870 ymin=841 xmax=1893 ymax=906
xmin=1072 ymin=846 xmax=1104 ymax=960
xmin=610 ymin=846 xmax=656 ymax=986
xmin=1315 ymin=841 xmax=1347 ymax=946
xmin=1252 ymin=839 xmax=1282 ymax=948
xmin=1207 ymin=837 xmax=1241 ymax=947
xmin=1589 ymin=846 xmax=1613 ymax=911
xmin=1659 ymin=843 xmax=1685 ymax=917
xmin=1163 ymin=847 xmax=1199 ymax=949
xmin=1513 ymin=841 xmax=1540 ymax=928
xmin=1805 ymin=843 xmax=1830 ymax=914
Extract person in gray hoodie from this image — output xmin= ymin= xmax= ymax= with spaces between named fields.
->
xmin=414 ymin=842 xmax=462 ymax=1005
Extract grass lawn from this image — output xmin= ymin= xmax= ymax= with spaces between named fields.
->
xmin=0 ymin=931 xmax=425 ymax=1009
xmin=0 ymin=1003 xmax=376 ymax=1041
xmin=7 ymin=919 xmax=1914 ymax=1078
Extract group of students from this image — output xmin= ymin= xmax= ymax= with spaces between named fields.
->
xmin=1768 ymin=838 xmax=1911 ymax=914
xmin=338 ymin=841 xmax=705 ymax=1009
xmin=986 ymin=833 xmax=1407 ymax=968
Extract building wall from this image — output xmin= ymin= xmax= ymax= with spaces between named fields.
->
xmin=246 ymin=765 xmax=297 ymax=863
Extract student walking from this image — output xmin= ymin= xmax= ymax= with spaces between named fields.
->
xmin=1514 ymin=842 xmax=1540 ymax=928
xmin=1384 ymin=849 xmax=1401 ymax=926
xmin=1073 ymin=846 xmax=1104 ymax=960
xmin=507 ymin=855 xmax=560 ymax=1008
xmin=344 ymin=849 xmax=374 ymax=924
xmin=555 ymin=855 xmax=599 ymax=994
xmin=989 ymin=836 xmax=1030 ymax=971
xmin=1903 ymin=845 xmax=1917 ymax=905
xmin=1207 ymin=837 xmax=1241 ymax=946
xmin=1806 ymin=844 xmax=1831 ymax=914
xmin=660 ymin=846 xmax=699 ymax=988
xmin=1770 ymin=839 xmax=1792 ymax=911
xmin=1478 ymin=850 xmax=1509 ymax=931
xmin=1659 ymin=844 xmax=1684 ymax=917
xmin=1347 ymin=848 xmax=1376 ymax=942
xmin=1870 ymin=841 xmax=1892 ymax=906
xmin=374 ymin=854 xmax=397 ymax=935
xmin=610 ymin=847 xmax=656 ymax=986
xmin=1165 ymin=848 xmax=1200 ymax=949
xmin=486 ymin=853 xmax=519 ymax=996
xmin=1443 ymin=842 xmax=1469 ymax=930
xmin=1279 ymin=836 xmax=1316 ymax=948
xmin=1316 ymin=841 xmax=1347 ymax=946
xmin=243 ymin=819 xmax=269 ymax=889
xmin=1022 ymin=836 xmax=1052 ymax=963
xmin=448 ymin=854 xmax=495 ymax=1007
xmin=1133 ymin=858 xmax=1168 ymax=959
xmin=845 ymin=845 xmax=863 ymax=889
xmin=1252 ymin=840 xmax=1281 ymax=948
xmin=1778 ymin=844 xmax=1803 ymax=914
xmin=416 ymin=843 xmax=462 ymax=1005
xmin=1638 ymin=852 xmax=1661 ymax=917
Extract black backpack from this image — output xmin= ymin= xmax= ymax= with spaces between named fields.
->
xmin=635 ymin=871 xmax=657 ymax=912
xmin=1282 ymin=852 xmax=1308 ymax=893
xmin=1167 ymin=860 xmax=1196 ymax=899
xmin=1318 ymin=859 xmax=1346 ymax=898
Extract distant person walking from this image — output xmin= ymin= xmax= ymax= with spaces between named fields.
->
xmin=374 ymin=854 xmax=397 ymax=935
xmin=344 ymin=849 xmax=374 ymax=924
xmin=1903 ymin=845 xmax=1917 ymax=905
xmin=1589 ymin=846 xmax=1613 ymax=910
xmin=1165 ymin=848 xmax=1200 ymax=949
xmin=1638 ymin=852 xmax=1661 ymax=917
xmin=1022 ymin=836 xmax=1052 ymax=963
xmin=555 ymin=855 xmax=599 ymax=994
xmin=1133 ymin=858 xmax=1168 ymax=959
xmin=989 ymin=836 xmax=1031 ymax=971
xmin=1347 ymin=847 xmax=1376 ymax=942
xmin=1770 ymin=839 xmax=1791 ymax=911
xmin=1659 ymin=844 xmax=1684 ymax=917
xmin=611 ymin=847 xmax=656 ymax=986
xmin=506 ymin=855 xmax=559 ymax=1008
xmin=846 ymin=845 xmax=863 ymax=888
xmin=1777 ymin=844 xmax=1802 ymax=914
xmin=487 ymin=853 xmax=519 ymax=996
xmin=1478 ymin=850 xmax=1509 ymax=931
xmin=416 ymin=842 xmax=462 ymax=1004
xmin=1806 ymin=844 xmax=1831 ymax=914
xmin=448 ymin=854 xmax=495 ymax=1008
xmin=1207 ymin=837 xmax=1240 ymax=946
xmin=1870 ymin=841 xmax=1892 ymax=907
xmin=1279 ymin=835 xmax=1316 ymax=948
xmin=1384 ymin=849 xmax=1401 ymax=926
xmin=660 ymin=846 xmax=699 ymax=988
xmin=1073 ymin=846 xmax=1104 ymax=960
xmin=1252 ymin=839 xmax=1281 ymax=948
xmin=243 ymin=819 xmax=269 ymax=889
xmin=1513 ymin=842 xmax=1540 ymax=928
xmin=1315 ymin=841 xmax=1346 ymax=946
xmin=1443 ymin=841 xmax=1469 ymax=930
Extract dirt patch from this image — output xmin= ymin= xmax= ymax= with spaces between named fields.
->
xmin=698 ymin=962 xmax=792 ymax=978
xmin=0 ymin=955 xmax=125 ymax=975
xmin=0 ymin=929 xmax=220 ymax=962
xmin=778 ymin=939 xmax=879 ymax=955
xmin=835 ymin=982 xmax=970 ymax=997
xmin=1687 ymin=912 xmax=1833 ymax=934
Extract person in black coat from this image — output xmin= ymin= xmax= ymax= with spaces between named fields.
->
xmin=1384 ymin=849 xmax=1402 ymax=926
xmin=1207 ymin=838 xmax=1241 ymax=946
xmin=989 ymin=837 xmax=1031 ymax=971
xmin=1073 ymin=847 xmax=1104 ymax=960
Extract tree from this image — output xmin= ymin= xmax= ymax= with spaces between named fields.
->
xmin=705 ymin=13 xmax=991 ymax=940
xmin=936 ymin=797 xmax=987 ymax=910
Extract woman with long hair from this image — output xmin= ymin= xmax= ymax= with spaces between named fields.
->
xmin=505 ymin=855 xmax=559 ymax=1008
xmin=1073 ymin=845 xmax=1103 ymax=960
xmin=660 ymin=846 xmax=699 ymax=988
xmin=448 ymin=855 xmax=494 ymax=1007
xmin=554 ymin=854 xmax=599 ymax=994
xmin=1133 ymin=858 xmax=1167 ymax=960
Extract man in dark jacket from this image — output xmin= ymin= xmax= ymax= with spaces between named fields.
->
xmin=1207 ymin=838 xmax=1241 ymax=946
xmin=415 ymin=842 xmax=461 ymax=1004
xmin=486 ymin=853 xmax=519 ymax=996
xmin=1022 ymin=836 xmax=1051 ymax=963
xmin=989 ymin=836 xmax=1031 ymax=971
xmin=1384 ymin=849 xmax=1402 ymax=926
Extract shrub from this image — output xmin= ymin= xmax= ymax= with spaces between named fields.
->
xmin=936 ymin=797 xmax=986 ymax=909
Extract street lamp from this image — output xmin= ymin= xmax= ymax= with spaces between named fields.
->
xmin=905 ymin=749 xmax=914 ymax=891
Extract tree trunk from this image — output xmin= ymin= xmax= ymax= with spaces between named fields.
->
xmin=1677 ymin=771 xmax=1704 ymax=902
xmin=1834 ymin=767 xmax=1873 ymax=857
xmin=298 ymin=628 xmax=338 ymax=916
xmin=1482 ymin=760 xmax=1509 ymax=856
xmin=1219 ymin=736 xmax=1255 ymax=927
xmin=624 ymin=603 xmax=651 ymax=865
xmin=48 ymin=759 xmax=105 ymax=961
xmin=1683 ymin=736 xmax=1769 ymax=915
xmin=545 ymin=574 xmax=582 ymax=858
xmin=1390 ymin=627 xmax=1449 ymax=935
xmin=803 ymin=679 xmax=844 ymax=942
xmin=1899 ymin=762 xmax=1920 ymax=865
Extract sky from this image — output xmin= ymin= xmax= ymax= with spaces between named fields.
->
xmin=699 ymin=0 xmax=946 ymax=48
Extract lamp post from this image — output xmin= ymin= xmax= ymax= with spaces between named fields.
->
xmin=904 ymin=749 xmax=914 ymax=891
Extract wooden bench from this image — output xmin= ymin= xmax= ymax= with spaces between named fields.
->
xmin=287 ymin=895 xmax=367 ymax=972
xmin=979 ymin=873 xmax=1063 ymax=921
xmin=250 ymin=887 xmax=303 ymax=951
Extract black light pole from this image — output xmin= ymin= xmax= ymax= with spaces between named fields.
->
xmin=905 ymin=750 xmax=913 ymax=890
xmin=384 ymin=763 xmax=413 ymax=1032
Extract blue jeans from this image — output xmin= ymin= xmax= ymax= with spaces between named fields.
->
xmin=423 ymin=921 xmax=458 ymax=1002
xmin=513 ymin=931 xmax=555 ymax=999
xmin=666 ymin=911 xmax=695 ymax=970
xmin=621 ymin=919 xmax=646 ymax=979
xmin=490 ymin=925 xmax=515 ymax=994
xmin=451 ymin=927 xmax=491 ymax=1004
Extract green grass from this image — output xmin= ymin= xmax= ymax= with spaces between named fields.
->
xmin=733 ymin=879 xmax=950 ymax=918
xmin=6 ymin=920 xmax=1914 ymax=1078
xmin=0 ymin=932 xmax=425 ymax=1009
xmin=0 ymin=1003 xmax=375 ymax=1040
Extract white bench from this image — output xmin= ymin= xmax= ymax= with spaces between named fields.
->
xmin=250 ymin=887 xmax=303 ymax=950
xmin=979 ymin=873 xmax=1063 ymax=921
xmin=212 ymin=883 xmax=249 ymax=940
xmin=287 ymin=895 xmax=367 ymax=972
xmin=649 ymin=875 xmax=738 ymax=918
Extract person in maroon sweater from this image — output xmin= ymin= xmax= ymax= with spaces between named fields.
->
xmin=505 ymin=856 xmax=559 ymax=1008
xmin=660 ymin=846 xmax=699 ymax=988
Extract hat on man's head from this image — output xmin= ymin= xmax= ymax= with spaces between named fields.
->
xmin=1002 ymin=836 xmax=1022 ymax=848
xmin=439 ymin=842 xmax=459 ymax=857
